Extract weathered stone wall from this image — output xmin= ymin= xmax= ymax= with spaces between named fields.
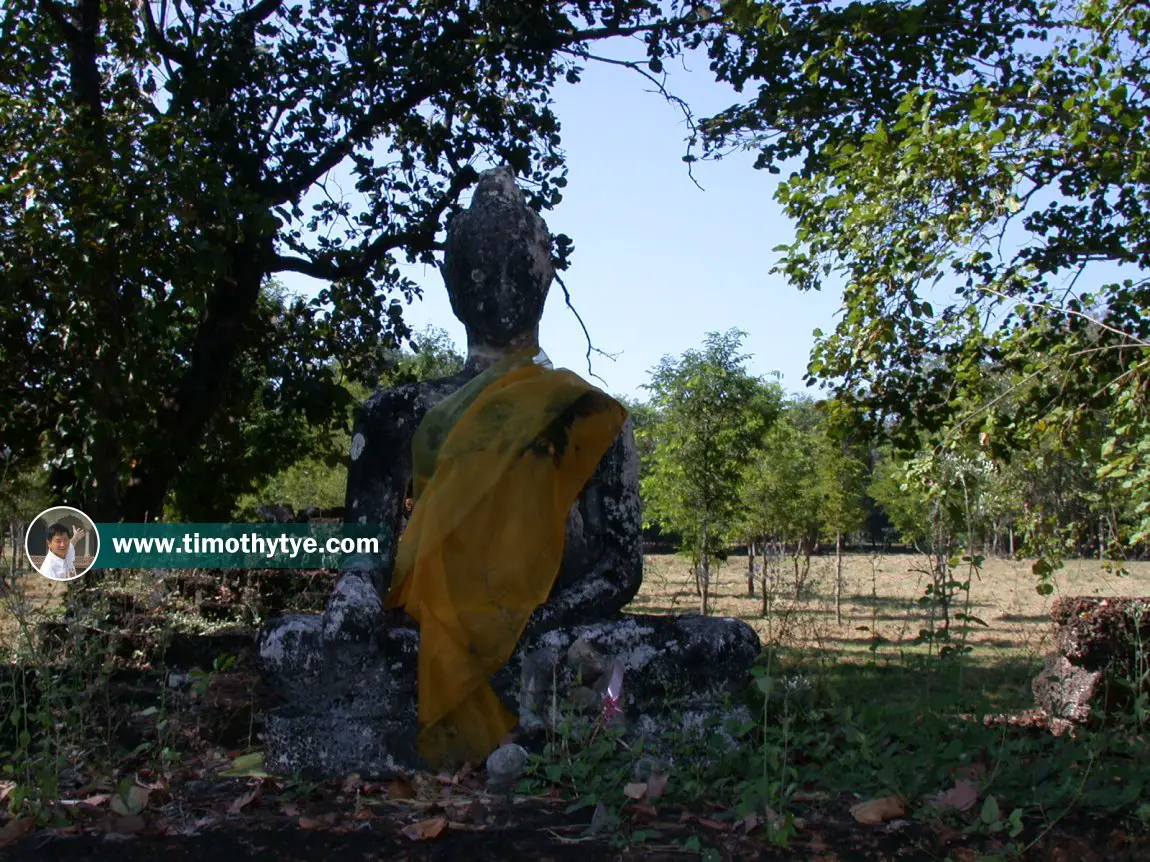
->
xmin=1033 ymin=596 xmax=1150 ymax=723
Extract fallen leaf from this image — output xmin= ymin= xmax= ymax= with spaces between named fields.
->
xmin=80 ymin=794 xmax=111 ymax=808
xmin=623 ymin=782 xmax=647 ymax=800
xmin=0 ymin=782 xmax=15 ymax=804
xmin=386 ymin=777 xmax=414 ymax=800
xmin=401 ymin=816 xmax=448 ymax=841
xmin=628 ymin=803 xmax=658 ymax=818
xmin=0 ymin=817 xmax=34 ymax=846
xmin=742 ymin=811 xmax=761 ymax=834
xmin=352 ymin=808 xmax=377 ymax=821
xmin=929 ymin=780 xmax=979 ymax=813
xmin=228 ymin=784 xmax=262 ymax=814
xmin=298 ymin=816 xmax=326 ymax=830
xmin=646 ymin=771 xmax=670 ymax=800
xmin=850 ymin=796 xmax=907 ymax=825
xmin=281 ymin=803 xmax=301 ymax=817
xmin=111 ymin=785 xmax=150 ymax=817
xmin=806 ymin=834 xmax=831 ymax=852
xmin=220 ymin=752 xmax=267 ymax=778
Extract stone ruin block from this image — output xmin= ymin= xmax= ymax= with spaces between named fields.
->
xmin=1033 ymin=596 xmax=1150 ymax=723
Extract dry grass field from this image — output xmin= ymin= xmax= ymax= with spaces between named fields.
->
xmin=628 ymin=552 xmax=1150 ymax=672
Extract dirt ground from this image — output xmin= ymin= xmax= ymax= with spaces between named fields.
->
xmin=631 ymin=552 xmax=1150 ymax=665
xmin=4 ymin=554 xmax=1150 ymax=860
xmin=7 ymin=770 xmax=1149 ymax=862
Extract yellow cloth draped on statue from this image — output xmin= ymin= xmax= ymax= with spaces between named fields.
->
xmin=384 ymin=350 xmax=627 ymax=768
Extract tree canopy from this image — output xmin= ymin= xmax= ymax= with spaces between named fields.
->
xmin=703 ymin=0 xmax=1150 ymax=544
xmin=1 ymin=0 xmax=700 ymax=521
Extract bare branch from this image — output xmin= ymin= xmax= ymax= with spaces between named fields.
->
xmin=554 ymin=272 xmax=619 ymax=385
xmin=572 ymin=49 xmax=703 ymax=190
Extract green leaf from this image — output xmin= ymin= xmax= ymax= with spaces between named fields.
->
xmin=220 ymin=751 xmax=268 ymax=778
xmin=981 ymin=794 xmax=1000 ymax=825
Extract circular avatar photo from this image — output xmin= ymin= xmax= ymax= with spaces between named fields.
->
xmin=25 ymin=507 xmax=100 ymax=581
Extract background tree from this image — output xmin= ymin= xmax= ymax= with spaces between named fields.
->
xmin=236 ymin=326 xmax=464 ymax=516
xmin=0 ymin=452 xmax=50 ymax=583
xmin=1 ymin=0 xmax=699 ymax=522
xmin=737 ymin=396 xmax=822 ymax=613
xmin=813 ymin=401 xmax=869 ymax=623
xmin=703 ymin=0 xmax=1150 ymax=557
xmin=641 ymin=329 xmax=775 ymax=615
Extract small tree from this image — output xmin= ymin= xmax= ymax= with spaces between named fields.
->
xmin=642 ymin=330 xmax=774 ymax=615
xmin=814 ymin=400 xmax=869 ymax=623
xmin=738 ymin=400 xmax=823 ymax=614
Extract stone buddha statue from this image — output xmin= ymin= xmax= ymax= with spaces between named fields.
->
xmin=258 ymin=168 xmax=759 ymax=777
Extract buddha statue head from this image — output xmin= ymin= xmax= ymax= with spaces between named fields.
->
xmin=442 ymin=167 xmax=554 ymax=361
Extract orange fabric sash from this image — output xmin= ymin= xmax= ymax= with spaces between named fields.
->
xmin=385 ymin=355 xmax=626 ymax=767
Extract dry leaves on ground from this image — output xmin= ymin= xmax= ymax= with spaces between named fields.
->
xmin=849 ymin=795 xmax=907 ymax=825
xmin=0 ymin=817 xmax=34 ymax=847
xmin=111 ymin=784 xmax=151 ymax=817
xmin=298 ymin=812 xmax=339 ymax=830
xmin=928 ymin=780 xmax=979 ymax=813
xmin=228 ymin=783 xmax=262 ymax=814
xmin=622 ymin=771 xmax=670 ymax=802
xmin=401 ymin=816 xmax=448 ymax=841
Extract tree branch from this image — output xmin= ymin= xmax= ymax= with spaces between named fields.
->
xmin=571 ymin=49 xmax=703 ymax=189
xmin=234 ymin=0 xmax=283 ymax=30
xmin=272 ymin=167 xmax=476 ymax=281
xmin=265 ymin=79 xmax=443 ymax=205
xmin=37 ymin=0 xmax=78 ymax=42
xmin=141 ymin=0 xmax=195 ymax=67
xmin=268 ymin=13 xmax=704 ymax=207
xmin=554 ymin=272 xmax=618 ymax=385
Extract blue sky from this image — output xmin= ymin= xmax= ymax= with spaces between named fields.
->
xmin=279 ymin=52 xmax=844 ymax=402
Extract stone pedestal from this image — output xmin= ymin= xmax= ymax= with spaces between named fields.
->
xmin=259 ymin=588 xmax=759 ymax=777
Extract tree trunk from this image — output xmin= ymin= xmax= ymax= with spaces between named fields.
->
xmin=747 ymin=541 xmax=755 ymax=597
xmin=119 ymin=245 xmax=267 ymax=522
xmin=700 ymin=551 xmax=710 ymax=616
xmin=760 ymin=538 xmax=770 ymax=617
xmin=835 ymin=530 xmax=844 ymax=625
xmin=792 ymin=547 xmax=800 ymax=599
xmin=1008 ymin=527 xmax=1015 ymax=557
